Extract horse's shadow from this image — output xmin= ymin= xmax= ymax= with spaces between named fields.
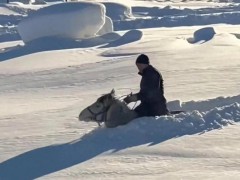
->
xmin=0 ymin=118 xmax=202 ymax=180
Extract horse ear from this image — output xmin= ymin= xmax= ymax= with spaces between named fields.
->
xmin=111 ymin=89 xmax=115 ymax=95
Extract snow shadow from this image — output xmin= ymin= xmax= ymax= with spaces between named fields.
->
xmin=0 ymin=30 xmax=142 ymax=62
xmin=168 ymin=94 xmax=240 ymax=112
xmin=233 ymin=33 xmax=240 ymax=39
xmin=0 ymin=32 xmax=21 ymax=43
xmin=0 ymin=25 xmax=21 ymax=43
xmin=1 ymin=98 xmax=240 ymax=179
xmin=100 ymin=29 xmax=143 ymax=48
xmin=187 ymin=27 xmax=216 ymax=44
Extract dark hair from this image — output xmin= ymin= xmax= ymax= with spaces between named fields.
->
xmin=136 ymin=54 xmax=149 ymax=64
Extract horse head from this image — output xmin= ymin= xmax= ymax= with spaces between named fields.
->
xmin=79 ymin=89 xmax=116 ymax=123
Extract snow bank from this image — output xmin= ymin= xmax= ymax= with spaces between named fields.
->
xmin=17 ymin=2 xmax=106 ymax=43
xmin=168 ymin=95 xmax=240 ymax=112
xmin=82 ymin=101 xmax=240 ymax=147
xmin=1 ymin=102 xmax=240 ymax=180
xmin=102 ymin=2 xmax=133 ymax=21
xmin=77 ymin=95 xmax=240 ymax=147
xmin=97 ymin=16 xmax=113 ymax=36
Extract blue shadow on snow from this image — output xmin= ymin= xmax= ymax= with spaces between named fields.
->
xmin=0 ymin=118 xmax=214 ymax=180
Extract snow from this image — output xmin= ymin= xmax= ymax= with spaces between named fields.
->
xmin=0 ymin=0 xmax=240 ymax=179
xmin=97 ymin=16 xmax=114 ymax=35
xmin=102 ymin=2 xmax=133 ymax=20
xmin=187 ymin=27 xmax=216 ymax=44
xmin=1 ymin=100 xmax=240 ymax=180
xmin=17 ymin=2 xmax=107 ymax=43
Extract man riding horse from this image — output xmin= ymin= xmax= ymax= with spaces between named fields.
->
xmin=123 ymin=54 xmax=169 ymax=117
xmin=79 ymin=54 xmax=170 ymax=128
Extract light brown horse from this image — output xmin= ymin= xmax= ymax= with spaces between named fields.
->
xmin=79 ymin=89 xmax=138 ymax=128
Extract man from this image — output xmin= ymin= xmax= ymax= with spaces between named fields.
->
xmin=123 ymin=54 xmax=169 ymax=117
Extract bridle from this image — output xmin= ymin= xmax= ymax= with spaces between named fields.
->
xmin=85 ymin=93 xmax=136 ymax=126
xmin=86 ymin=103 xmax=111 ymax=126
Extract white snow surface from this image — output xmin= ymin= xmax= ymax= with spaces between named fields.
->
xmin=1 ymin=0 xmax=240 ymax=179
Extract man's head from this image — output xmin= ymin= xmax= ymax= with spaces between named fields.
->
xmin=135 ymin=54 xmax=149 ymax=73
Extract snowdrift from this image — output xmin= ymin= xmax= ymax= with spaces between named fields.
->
xmin=1 ymin=95 xmax=239 ymax=180
xmin=17 ymin=2 xmax=107 ymax=43
xmin=102 ymin=2 xmax=133 ymax=21
xmin=97 ymin=16 xmax=113 ymax=36
xmin=99 ymin=95 xmax=240 ymax=140
xmin=3 ymin=3 xmax=240 ymax=43
xmin=187 ymin=27 xmax=216 ymax=44
xmin=79 ymin=95 xmax=240 ymax=143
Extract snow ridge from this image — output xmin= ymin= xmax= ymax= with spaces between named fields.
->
xmin=0 ymin=100 xmax=239 ymax=180
xmin=76 ymin=101 xmax=240 ymax=148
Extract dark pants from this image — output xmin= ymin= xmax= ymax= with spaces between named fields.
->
xmin=134 ymin=102 xmax=168 ymax=117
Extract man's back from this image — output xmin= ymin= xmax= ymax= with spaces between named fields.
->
xmin=123 ymin=54 xmax=169 ymax=117
xmin=137 ymin=65 xmax=165 ymax=103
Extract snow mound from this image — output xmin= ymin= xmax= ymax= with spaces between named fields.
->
xmin=17 ymin=2 xmax=106 ymax=43
xmin=187 ymin=27 xmax=216 ymax=44
xmin=0 ymin=98 xmax=240 ymax=180
xmin=78 ymin=95 xmax=240 ymax=148
xmin=102 ymin=2 xmax=133 ymax=21
xmin=168 ymin=95 xmax=240 ymax=112
xmin=101 ymin=29 xmax=143 ymax=48
xmin=83 ymin=102 xmax=240 ymax=146
xmin=97 ymin=16 xmax=113 ymax=36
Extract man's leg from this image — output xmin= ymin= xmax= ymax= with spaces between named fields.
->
xmin=149 ymin=102 xmax=169 ymax=116
xmin=134 ymin=103 xmax=149 ymax=117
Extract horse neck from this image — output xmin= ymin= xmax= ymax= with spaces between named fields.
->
xmin=112 ymin=99 xmax=128 ymax=110
xmin=106 ymin=98 xmax=138 ymax=125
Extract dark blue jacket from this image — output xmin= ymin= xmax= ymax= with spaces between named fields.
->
xmin=136 ymin=65 xmax=165 ymax=103
xmin=134 ymin=65 xmax=168 ymax=116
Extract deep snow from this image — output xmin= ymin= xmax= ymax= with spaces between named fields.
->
xmin=0 ymin=0 xmax=240 ymax=179
xmin=17 ymin=2 xmax=107 ymax=42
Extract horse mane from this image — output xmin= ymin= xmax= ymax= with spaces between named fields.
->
xmin=97 ymin=92 xmax=117 ymax=104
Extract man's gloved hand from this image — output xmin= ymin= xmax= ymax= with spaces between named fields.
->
xmin=123 ymin=94 xmax=138 ymax=104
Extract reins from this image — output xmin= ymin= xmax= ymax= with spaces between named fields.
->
xmin=117 ymin=94 xmax=138 ymax=110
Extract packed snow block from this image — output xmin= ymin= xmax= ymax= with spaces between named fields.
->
xmin=102 ymin=2 xmax=133 ymax=21
xmin=97 ymin=16 xmax=114 ymax=36
xmin=17 ymin=2 xmax=106 ymax=43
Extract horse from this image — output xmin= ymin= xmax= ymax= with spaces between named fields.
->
xmin=79 ymin=89 xmax=138 ymax=128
